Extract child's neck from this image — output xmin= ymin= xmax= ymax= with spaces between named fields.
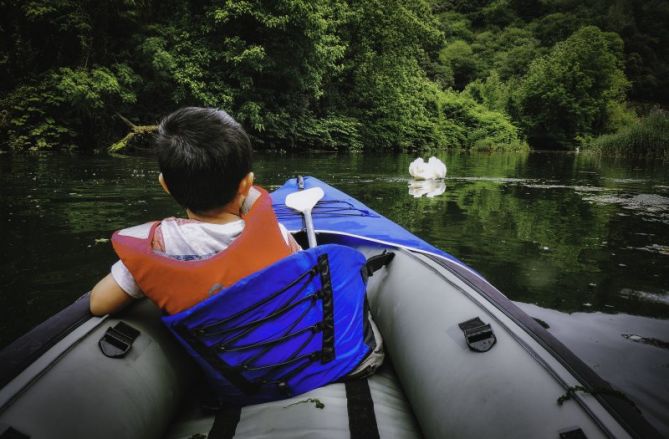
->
xmin=186 ymin=207 xmax=241 ymax=225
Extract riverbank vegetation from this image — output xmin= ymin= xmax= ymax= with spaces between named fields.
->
xmin=583 ymin=110 xmax=669 ymax=161
xmin=0 ymin=1 xmax=667 ymax=154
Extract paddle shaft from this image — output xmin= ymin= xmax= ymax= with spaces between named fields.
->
xmin=303 ymin=207 xmax=317 ymax=248
xmin=286 ymin=179 xmax=323 ymax=248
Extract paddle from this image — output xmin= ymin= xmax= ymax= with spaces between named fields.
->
xmin=285 ymin=186 xmax=324 ymax=248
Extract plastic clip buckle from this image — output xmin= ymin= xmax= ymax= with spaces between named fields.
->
xmin=458 ymin=317 xmax=496 ymax=353
xmin=99 ymin=321 xmax=140 ymax=358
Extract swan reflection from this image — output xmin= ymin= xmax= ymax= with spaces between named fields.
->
xmin=408 ymin=180 xmax=446 ymax=198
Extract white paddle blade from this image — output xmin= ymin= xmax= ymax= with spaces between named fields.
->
xmin=285 ymin=187 xmax=325 ymax=213
xmin=286 ymin=186 xmax=324 ymax=248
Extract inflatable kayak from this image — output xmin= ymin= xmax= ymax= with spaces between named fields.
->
xmin=0 ymin=176 xmax=661 ymax=439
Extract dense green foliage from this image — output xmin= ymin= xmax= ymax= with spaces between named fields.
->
xmin=515 ymin=26 xmax=629 ymax=148
xmin=0 ymin=0 xmax=666 ymax=152
xmin=584 ymin=109 xmax=669 ymax=160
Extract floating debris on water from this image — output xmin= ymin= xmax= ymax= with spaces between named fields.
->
xmin=451 ymin=176 xmax=538 ymax=184
xmin=581 ymin=193 xmax=669 ymax=224
xmin=585 ymin=194 xmax=669 ymax=207
xmin=619 ymin=288 xmax=669 ymax=306
xmin=627 ymin=244 xmax=669 ymax=256
xmin=94 ymin=238 xmax=110 ymax=245
xmin=605 ymin=178 xmax=647 ymax=184
xmin=622 ymin=334 xmax=669 ymax=350
xmin=523 ymin=183 xmax=610 ymax=192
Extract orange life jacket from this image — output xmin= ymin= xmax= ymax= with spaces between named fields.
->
xmin=111 ymin=187 xmax=293 ymax=314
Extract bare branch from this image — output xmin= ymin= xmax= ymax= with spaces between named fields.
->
xmin=108 ymin=115 xmax=158 ymax=152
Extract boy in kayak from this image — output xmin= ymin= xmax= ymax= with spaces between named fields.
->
xmin=90 ymin=107 xmax=384 ymax=398
xmin=90 ymin=107 xmax=301 ymax=315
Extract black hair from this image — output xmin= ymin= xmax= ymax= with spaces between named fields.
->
xmin=156 ymin=107 xmax=253 ymax=213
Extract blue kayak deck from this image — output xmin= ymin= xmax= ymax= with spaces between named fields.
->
xmin=271 ymin=176 xmax=460 ymax=264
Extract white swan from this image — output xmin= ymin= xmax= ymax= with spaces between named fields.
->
xmin=409 ymin=156 xmax=446 ymax=180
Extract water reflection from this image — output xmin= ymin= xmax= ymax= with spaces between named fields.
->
xmin=516 ymin=301 xmax=669 ymax=436
xmin=1 ymin=151 xmax=668 ymax=434
xmin=407 ymin=179 xmax=446 ymax=198
xmin=2 ymin=151 xmax=667 ymax=328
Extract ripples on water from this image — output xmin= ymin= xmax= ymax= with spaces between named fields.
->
xmin=1 ymin=151 xmax=668 ymax=434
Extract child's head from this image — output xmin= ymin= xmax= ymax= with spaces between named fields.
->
xmin=156 ymin=107 xmax=253 ymax=214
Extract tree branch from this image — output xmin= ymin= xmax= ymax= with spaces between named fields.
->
xmin=108 ymin=114 xmax=157 ymax=152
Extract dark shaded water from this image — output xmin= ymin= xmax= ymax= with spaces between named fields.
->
xmin=1 ymin=151 xmax=668 ymax=433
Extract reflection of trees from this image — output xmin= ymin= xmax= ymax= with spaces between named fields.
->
xmin=0 ymin=155 xmax=176 ymax=348
xmin=4 ymin=151 xmax=666 ymax=350
xmin=348 ymin=152 xmax=668 ymax=317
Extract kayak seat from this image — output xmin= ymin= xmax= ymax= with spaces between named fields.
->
xmin=164 ymin=361 xmax=422 ymax=439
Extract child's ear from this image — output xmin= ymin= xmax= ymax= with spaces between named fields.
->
xmin=238 ymin=172 xmax=254 ymax=196
xmin=158 ymin=173 xmax=171 ymax=194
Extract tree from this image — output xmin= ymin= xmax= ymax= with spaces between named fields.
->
xmin=472 ymin=27 xmax=542 ymax=80
xmin=438 ymin=40 xmax=478 ymax=90
xmin=338 ymin=0 xmax=447 ymax=150
xmin=515 ymin=26 xmax=629 ymax=148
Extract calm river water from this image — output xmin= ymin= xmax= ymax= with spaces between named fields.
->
xmin=1 ymin=151 xmax=668 ymax=433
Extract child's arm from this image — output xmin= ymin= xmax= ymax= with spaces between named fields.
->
xmin=90 ymin=273 xmax=135 ymax=316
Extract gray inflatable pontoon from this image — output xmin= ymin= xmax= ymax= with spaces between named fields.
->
xmin=0 ymin=178 xmax=661 ymax=439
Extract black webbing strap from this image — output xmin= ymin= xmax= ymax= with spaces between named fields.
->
xmin=345 ymin=379 xmax=380 ymax=439
xmin=208 ymin=405 xmax=242 ymax=439
xmin=362 ymin=251 xmax=395 ymax=282
xmin=318 ymin=253 xmax=335 ymax=362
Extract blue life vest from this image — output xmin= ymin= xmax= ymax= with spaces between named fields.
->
xmin=162 ymin=244 xmax=377 ymax=405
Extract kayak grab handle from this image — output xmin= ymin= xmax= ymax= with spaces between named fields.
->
xmin=458 ymin=317 xmax=496 ymax=353
xmin=99 ymin=321 xmax=140 ymax=358
xmin=361 ymin=251 xmax=395 ymax=282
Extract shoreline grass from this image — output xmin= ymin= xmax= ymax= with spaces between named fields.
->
xmin=584 ymin=109 xmax=669 ymax=161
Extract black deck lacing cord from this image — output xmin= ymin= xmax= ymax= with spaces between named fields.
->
xmin=213 ymin=283 xmax=315 ymax=347
xmin=202 ymin=291 xmax=319 ymax=338
xmin=218 ymin=324 xmax=321 ymax=353
xmin=256 ymin=334 xmax=325 ymax=388
xmin=232 ymin=298 xmax=317 ymax=369
xmin=273 ymin=200 xmax=373 ymax=218
xmin=240 ymin=331 xmax=319 ymax=373
xmin=195 ymin=266 xmax=317 ymax=335
xmin=232 ymin=309 xmax=321 ymax=389
xmin=187 ymin=256 xmax=341 ymax=394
